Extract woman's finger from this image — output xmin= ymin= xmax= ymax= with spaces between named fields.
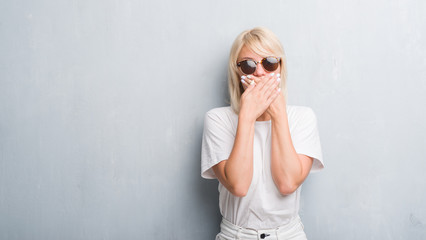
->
xmin=241 ymin=77 xmax=256 ymax=95
xmin=266 ymin=87 xmax=281 ymax=104
xmin=241 ymin=78 xmax=249 ymax=89
xmin=266 ymin=73 xmax=280 ymax=89
xmin=247 ymin=75 xmax=264 ymax=88
xmin=258 ymin=73 xmax=277 ymax=93
xmin=264 ymin=75 xmax=281 ymax=98
xmin=241 ymin=75 xmax=256 ymax=87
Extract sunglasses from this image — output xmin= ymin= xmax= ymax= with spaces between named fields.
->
xmin=237 ymin=57 xmax=281 ymax=75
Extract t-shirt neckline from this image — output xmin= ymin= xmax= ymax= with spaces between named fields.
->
xmin=255 ymin=120 xmax=271 ymax=124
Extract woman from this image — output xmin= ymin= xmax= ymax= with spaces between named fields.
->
xmin=201 ymin=27 xmax=324 ymax=240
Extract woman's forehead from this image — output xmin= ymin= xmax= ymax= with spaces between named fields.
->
xmin=238 ymin=44 xmax=274 ymax=59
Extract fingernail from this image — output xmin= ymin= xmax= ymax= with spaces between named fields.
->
xmin=250 ymin=80 xmax=255 ymax=85
xmin=241 ymin=79 xmax=247 ymax=85
xmin=241 ymin=75 xmax=246 ymax=79
xmin=277 ymin=88 xmax=281 ymax=92
xmin=247 ymin=75 xmax=253 ymax=79
xmin=277 ymin=78 xmax=281 ymax=82
xmin=270 ymin=73 xmax=275 ymax=76
xmin=277 ymin=73 xmax=281 ymax=77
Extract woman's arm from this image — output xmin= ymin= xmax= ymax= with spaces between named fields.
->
xmin=269 ymin=107 xmax=314 ymax=195
xmin=212 ymin=115 xmax=255 ymax=197
xmin=213 ymin=74 xmax=281 ymax=197
xmin=212 ymin=71 xmax=314 ymax=196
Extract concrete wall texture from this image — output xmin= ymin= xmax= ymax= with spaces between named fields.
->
xmin=1 ymin=0 xmax=425 ymax=239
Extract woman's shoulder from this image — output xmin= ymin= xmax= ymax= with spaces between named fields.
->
xmin=287 ymin=105 xmax=315 ymax=114
xmin=286 ymin=105 xmax=317 ymax=122
xmin=205 ymin=106 xmax=236 ymax=118
xmin=204 ymin=106 xmax=238 ymax=129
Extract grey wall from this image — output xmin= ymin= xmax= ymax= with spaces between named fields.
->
xmin=1 ymin=0 xmax=425 ymax=239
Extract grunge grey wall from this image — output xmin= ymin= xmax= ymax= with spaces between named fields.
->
xmin=1 ymin=0 xmax=425 ymax=239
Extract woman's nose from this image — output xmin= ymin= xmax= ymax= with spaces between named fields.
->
xmin=253 ymin=62 xmax=267 ymax=77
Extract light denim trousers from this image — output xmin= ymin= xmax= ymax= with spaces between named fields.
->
xmin=216 ymin=215 xmax=307 ymax=240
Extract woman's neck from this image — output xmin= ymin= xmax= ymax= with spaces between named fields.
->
xmin=256 ymin=112 xmax=271 ymax=122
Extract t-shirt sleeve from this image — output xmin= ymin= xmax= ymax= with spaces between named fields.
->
xmin=292 ymin=107 xmax=324 ymax=173
xmin=201 ymin=110 xmax=235 ymax=179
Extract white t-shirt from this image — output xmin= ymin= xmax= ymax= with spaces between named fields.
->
xmin=201 ymin=105 xmax=324 ymax=229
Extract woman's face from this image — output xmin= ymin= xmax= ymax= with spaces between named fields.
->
xmin=236 ymin=45 xmax=281 ymax=79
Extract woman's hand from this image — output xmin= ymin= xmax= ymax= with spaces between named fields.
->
xmin=239 ymin=73 xmax=281 ymax=121
xmin=266 ymin=83 xmax=287 ymax=120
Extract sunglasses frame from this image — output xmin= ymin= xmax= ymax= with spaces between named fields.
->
xmin=236 ymin=56 xmax=281 ymax=75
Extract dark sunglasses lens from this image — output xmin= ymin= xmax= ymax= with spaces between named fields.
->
xmin=240 ymin=60 xmax=256 ymax=74
xmin=262 ymin=57 xmax=279 ymax=72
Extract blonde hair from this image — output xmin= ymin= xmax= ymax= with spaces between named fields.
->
xmin=227 ymin=27 xmax=288 ymax=114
